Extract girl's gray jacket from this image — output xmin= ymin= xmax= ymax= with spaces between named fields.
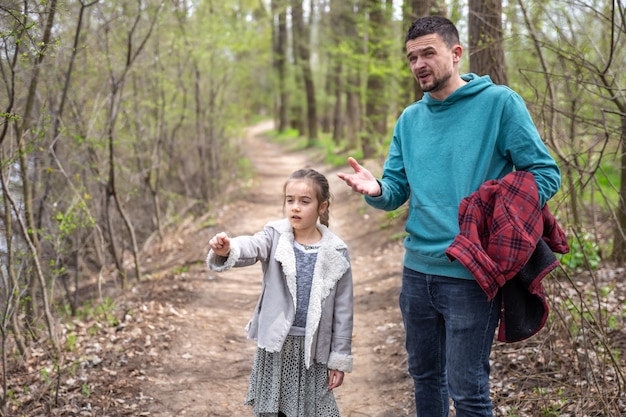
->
xmin=206 ymin=218 xmax=354 ymax=373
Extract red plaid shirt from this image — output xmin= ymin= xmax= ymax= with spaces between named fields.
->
xmin=445 ymin=171 xmax=569 ymax=341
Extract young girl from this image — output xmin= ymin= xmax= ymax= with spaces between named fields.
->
xmin=207 ymin=168 xmax=353 ymax=417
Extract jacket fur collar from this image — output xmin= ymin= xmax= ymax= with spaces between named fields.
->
xmin=271 ymin=219 xmax=350 ymax=367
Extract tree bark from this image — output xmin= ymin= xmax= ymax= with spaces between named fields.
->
xmin=613 ymin=115 xmax=626 ymax=263
xmin=14 ymin=0 xmax=58 ymax=328
xmin=344 ymin=0 xmax=363 ymax=151
xmin=363 ymin=0 xmax=390 ymax=158
xmin=328 ymin=0 xmax=353 ymax=144
xmin=102 ymin=3 xmax=161 ymax=287
xmin=292 ymin=0 xmax=317 ymax=144
xmin=272 ymin=0 xmax=289 ymax=133
xmin=468 ymin=0 xmax=508 ymax=85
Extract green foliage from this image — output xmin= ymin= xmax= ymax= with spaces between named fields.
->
xmin=268 ymin=128 xmax=365 ymax=167
xmin=595 ymin=163 xmax=619 ymax=190
xmin=94 ymin=297 xmax=119 ymax=327
xmin=87 ymin=324 xmax=100 ymax=337
xmin=172 ymin=265 xmax=189 ymax=274
xmin=268 ymin=128 xmax=308 ymax=151
xmin=379 ymin=206 xmax=408 ymax=241
xmin=56 ymin=301 xmax=73 ymax=318
xmin=200 ymin=215 xmax=218 ymax=228
xmin=66 ymin=361 xmax=80 ymax=377
xmin=6 ymin=389 xmax=15 ymax=401
xmin=65 ymin=332 xmax=78 ymax=352
xmin=569 ymin=157 xmax=621 ymax=212
xmin=530 ymin=387 xmax=566 ymax=417
xmin=390 ymin=231 xmax=408 ymax=242
xmin=19 ymin=295 xmax=33 ymax=316
xmin=316 ymin=133 xmax=364 ymax=167
xmin=0 ymin=112 xmax=21 ymax=123
xmin=504 ymin=407 xmax=520 ymax=417
xmin=237 ymin=156 xmax=254 ymax=180
xmin=46 ymin=197 xmax=96 ymax=279
xmin=379 ymin=206 xmax=407 ymax=228
xmin=39 ymin=367 xmax=52 ymax=386
xmin=81 ymin=383 xmax=92 ymax=398
xmin=540 ymin=402 xmax=564 ymax=417
xmin=559 ymin=232 xmax=602 ymax=272
xmin=69 ymin=297 xmax=119 ymax=329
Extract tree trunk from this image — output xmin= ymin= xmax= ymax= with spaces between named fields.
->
xmin=272 ymin=0 xmax=289 ymax=133
xmin=15 ymin=0 xmax=58 ymax=329
xmin=345 ymin=69 xmax=361 ymax=151
xmin=292 ymin=0 xmax=318 ymax=144
xmin=468 ymin=0 xmax=508 ymax=85
xmin=363 ymin=0 xmax=390 ymax=158
xmin=331 ymin=61 xmax=344 ymax=143
xmin=0 ymin=164 xmax=28 ymax=363
xmin=102 ymin=4 xmax=161 ymax=286
xmin=329 ymin=0 xmax=354 ymax=144
xmin=613 ymin=115 xmax=626 ymax=263
xmin=2 ymin=170 xmax=60 ymax=367
xmin=344 ymin=0 xmax=363 ymax=151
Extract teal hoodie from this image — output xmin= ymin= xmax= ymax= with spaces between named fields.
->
xmin=365 ymin=73 xmax=561 ymax=280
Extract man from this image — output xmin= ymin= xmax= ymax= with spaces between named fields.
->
xmin=337 ymin=16 xmax=561 ymax=417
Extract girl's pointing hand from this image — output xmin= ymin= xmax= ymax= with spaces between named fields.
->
xmin=209 ymin=232 xmax=231 ymax=257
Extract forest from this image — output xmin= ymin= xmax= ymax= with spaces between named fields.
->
xmin=1 ymin=0 xmax=625 ymax=416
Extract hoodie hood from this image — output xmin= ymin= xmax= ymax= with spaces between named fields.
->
xmin=421 ymin=73 xmax=493 ymax=107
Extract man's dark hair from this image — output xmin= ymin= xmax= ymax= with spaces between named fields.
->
xmin=405 ymin=16 xmax=460 ymax=47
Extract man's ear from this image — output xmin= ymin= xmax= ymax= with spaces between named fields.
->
xmin=452 ymin=45 xmax=463 ymax=62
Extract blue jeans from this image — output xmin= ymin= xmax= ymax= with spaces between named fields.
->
xmin=399 ymin=267 xmax=501 ymax=417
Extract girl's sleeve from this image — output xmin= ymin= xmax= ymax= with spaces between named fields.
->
xmin=206 ymin=227 xmax=273 ymax=272
xmin=327 ymin=250 xmax=354 ymax=373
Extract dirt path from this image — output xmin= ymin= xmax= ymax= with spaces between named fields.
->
xmin=137 ymin=121 xmax=415 ymax=416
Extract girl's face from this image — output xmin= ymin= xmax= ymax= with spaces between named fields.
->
xmin=284 ymin=179 xmax=328 ymax=236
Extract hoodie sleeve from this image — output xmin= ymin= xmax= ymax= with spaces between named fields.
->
xmin=365 ymin=121 xmax=411 ymax=212
xmin=499 ymin=92 xmax=561 ymax=206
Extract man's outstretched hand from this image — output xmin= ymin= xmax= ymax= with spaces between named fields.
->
xmin=337 ymin=157 xmax=382 ymax=197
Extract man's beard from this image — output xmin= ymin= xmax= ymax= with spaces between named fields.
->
xmin=420 ymin=71 xmax=452 ymax=93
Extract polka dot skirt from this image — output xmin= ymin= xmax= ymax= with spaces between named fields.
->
xmin=244 ymin=335 xmax=340 ymax=417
